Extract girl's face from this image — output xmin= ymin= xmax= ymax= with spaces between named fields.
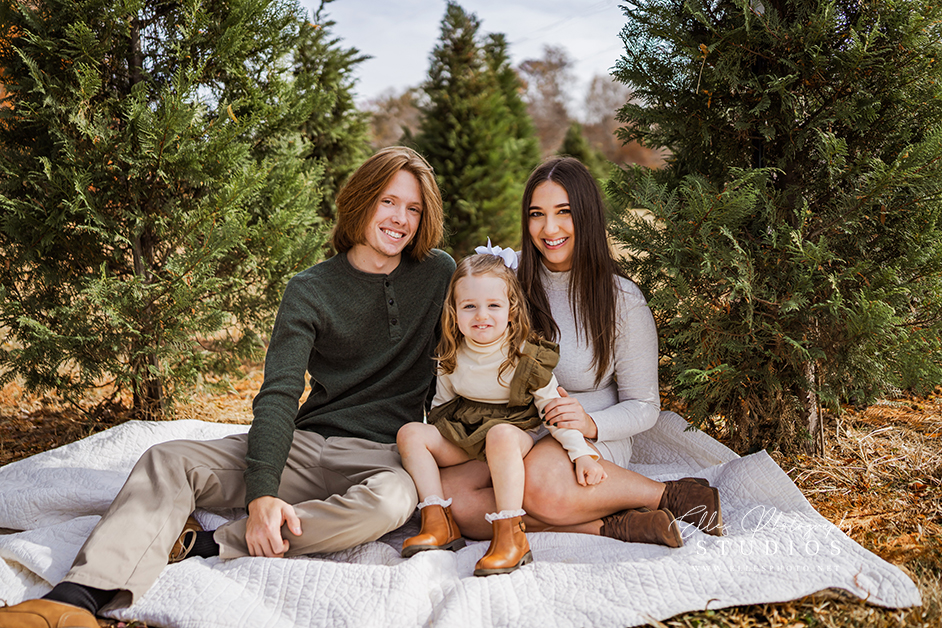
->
xmin=453 ymin=273 xmax=510 ymax=345
xmin=527 ymin=180 xmax=575 ymax=272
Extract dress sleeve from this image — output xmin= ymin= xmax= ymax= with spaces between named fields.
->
xmin=430 ymin=369 xmax=457 ymax=409
xmin=547 ymin=425 xmax=600 ymax=461
xmin=591 ymin=292 xmax=661 ymax=444
xmin=530 ymin=373 xmax=560 ymax=415
xmin=533 ymin=374 xmax=599 ymax=461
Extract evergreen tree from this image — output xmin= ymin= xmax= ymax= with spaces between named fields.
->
xmin=0 ymin=0 xmax=335 ymax=416
xmin=414 ymin=2 xmax=540 ymax=258
xmin=607 ymin=0 xmax=942 ymax=453
xmin=484 ymin=33 xmax=542 ymax=177
xmin=557 ymin=121 xmax=608 ymax=183
xmin=294 ymin=1 xmax=371 ymax=220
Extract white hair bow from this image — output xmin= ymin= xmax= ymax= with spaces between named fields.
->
xmin=474 ymin=238 xmax=518 ymax=270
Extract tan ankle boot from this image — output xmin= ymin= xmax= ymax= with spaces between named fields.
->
xmin=659 ymin=478 xmax=724 ymax=536
xmin=401 ymin=504 xmax=465 ymax=558
xmin=473 ymin=516 xmax=533 ymax=576
xmin=0 ymin=600 xmax=98 ymax=628
xmin=600 ymin=508 xmax=684 ymax=547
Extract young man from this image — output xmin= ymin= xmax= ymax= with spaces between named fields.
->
xmin=0 ymin=146 xmax=455 ymax=627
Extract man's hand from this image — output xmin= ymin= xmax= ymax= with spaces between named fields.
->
xmin=574 ymin=455 xmax=607 ymax=486
xmin=245 ymin=496 xmax=302 ymax=557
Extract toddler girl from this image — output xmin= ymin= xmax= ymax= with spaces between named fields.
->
xmin=397 ymin=246 xmax=605 ymax=576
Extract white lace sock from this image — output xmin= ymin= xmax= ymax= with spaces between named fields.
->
xmin=484 ymin=509 xmax=526 ymax=524
xmin=417 ymin=495 xmax=452 ymax=510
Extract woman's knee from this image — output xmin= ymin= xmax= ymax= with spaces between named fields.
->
xmin=522 ymin=443 xmax=577 ymax=520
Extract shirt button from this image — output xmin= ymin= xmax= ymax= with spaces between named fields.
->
xmin=391 ymin=319 xmax=398 ymax=325
xmin=388 ymin=299 xmax=394 ymax=305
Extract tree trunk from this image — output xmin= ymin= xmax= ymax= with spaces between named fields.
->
xmin=127 ymin=13 xmax=164 ymax=418
xmin=130 ymin=226 xmax=165 ymax=418
xmin=132 ymin=352 xmax=165 ymax=418
xmin=801 ymin=361 xmax=823 ymax=455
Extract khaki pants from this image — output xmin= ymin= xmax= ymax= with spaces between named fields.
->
xmin=63 ymin=430 xmax=418 ymax=609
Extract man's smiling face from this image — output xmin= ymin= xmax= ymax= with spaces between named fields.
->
xmin=357 ymin=168 xmax=423 ymax=271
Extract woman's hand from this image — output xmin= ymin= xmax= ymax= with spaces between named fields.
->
xmin=542 ymin=387 xmax=598 ymax=439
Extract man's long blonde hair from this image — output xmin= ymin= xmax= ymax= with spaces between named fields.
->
xmin=332 ymin=146 xmax=443 ymax=260
xmin=437 ymin=254 xmax=531 ymax=381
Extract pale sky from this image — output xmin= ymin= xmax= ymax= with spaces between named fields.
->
xmin=299 ymin=0 xmax=629 ymax=115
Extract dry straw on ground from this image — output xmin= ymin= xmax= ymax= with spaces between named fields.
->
xmin=1 ymin=372 xmax=940 ymax=628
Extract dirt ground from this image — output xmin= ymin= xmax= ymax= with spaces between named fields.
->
xmin=1 ymin=371 xmax=940 ymax=628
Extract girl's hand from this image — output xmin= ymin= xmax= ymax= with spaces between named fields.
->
xmin=575 ymin=456 xmax=607 ymax=486
xmin=543 ymin=387 xmax=599 ymax=439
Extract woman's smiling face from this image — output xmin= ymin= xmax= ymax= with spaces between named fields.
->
xmin=527 ymin=180 xmax=574 ymax=272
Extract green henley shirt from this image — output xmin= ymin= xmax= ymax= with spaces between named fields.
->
xmin=243 ymin=249 xmax=455 ymax=505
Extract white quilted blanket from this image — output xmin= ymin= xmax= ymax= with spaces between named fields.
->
xmin=0 ymin=412 xmax=921 ymax=628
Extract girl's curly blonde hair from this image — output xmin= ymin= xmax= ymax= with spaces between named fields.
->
xmin=436 ymin=254 xmax=531 ymax=381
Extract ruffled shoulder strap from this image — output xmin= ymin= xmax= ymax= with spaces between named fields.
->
xmin=507 ymin=338 xmax=560 ymax=406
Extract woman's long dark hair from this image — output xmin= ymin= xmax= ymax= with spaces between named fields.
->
xmin=518 ymin=157 xmax=625 ymax=387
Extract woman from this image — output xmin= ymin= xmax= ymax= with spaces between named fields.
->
xmin=440 ymin=157 xmax=722 ymax=546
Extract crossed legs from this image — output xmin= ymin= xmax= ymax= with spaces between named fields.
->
xmin=64 ymin=431 xmax=416 ymax=610
xmin=441 ymin=435 xmax=665 ymax=539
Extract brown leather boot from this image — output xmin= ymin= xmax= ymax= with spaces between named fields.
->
xmin=0 ymin=599 xmax=98 ymax=628
xmin=600 ymin=508 xmax=684 ymax=547
xmin=401 ymin=504 xmax=465 ymax=558
xmin=659 ymin=478 xmax=724 ymax=536
xmin=473 ymin=516 xmax=533 ymax=576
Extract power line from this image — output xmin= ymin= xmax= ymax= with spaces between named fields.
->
xmin=510 ymin=0 xmax=619 ymax=46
